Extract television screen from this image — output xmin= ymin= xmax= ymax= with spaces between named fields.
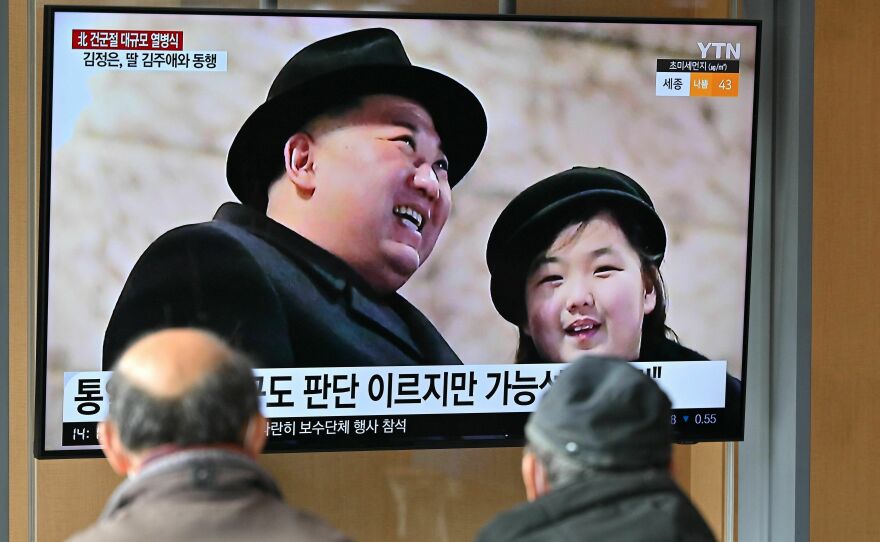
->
xmin=38 ymin=6 xmax=759 ymax=457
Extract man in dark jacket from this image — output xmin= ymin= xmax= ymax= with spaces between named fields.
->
xmin=69 ymin=328 xmax=350 ymax=542
xmin=476 ymin=357 xmax=715 ymax=542
xmin=102 ymin=27 xmax=487 ymax=369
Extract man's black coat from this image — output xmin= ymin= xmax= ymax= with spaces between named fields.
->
xmin=102 ymin=203 xmax=462 ymax=369
xmin=476 ymin=469 xmax=715 ymax=542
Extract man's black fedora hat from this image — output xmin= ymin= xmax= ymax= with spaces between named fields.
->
xmin=486 ymin=166 xmax=666 ymax=325
xmin=226 ymin=27 xmax=488 ymax=210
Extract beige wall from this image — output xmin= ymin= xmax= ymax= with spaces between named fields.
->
xmin=812 ymin=0 xmax=880 ymax=540
xmin=11 ymin=2 xmax=733 ymax=541
xmin=10 ymin=1 xmax=33 ymax=540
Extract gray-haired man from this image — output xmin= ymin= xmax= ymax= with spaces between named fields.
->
xmin=68 ymin=328 xmax=349 ymax=542
xmin=477 ymin=357 xmax=715 ymax=542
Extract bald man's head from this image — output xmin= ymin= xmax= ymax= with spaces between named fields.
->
xmin=116 ymin=328 xmax=235 ymax=399
xmin=105 ymin=328 xmax=260 ymax=453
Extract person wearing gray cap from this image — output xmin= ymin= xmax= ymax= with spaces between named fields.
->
xmin=476 ymin=357 xmax=715 ymax=542
xmin=102 ymin=28 xmax=487 ymax=369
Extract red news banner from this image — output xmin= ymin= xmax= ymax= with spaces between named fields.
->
xmin=72 ymin=29 xmax=183 ymax=51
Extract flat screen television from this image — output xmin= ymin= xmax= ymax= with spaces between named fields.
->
xmin=37 ymin=6 xmax=760 ymax=458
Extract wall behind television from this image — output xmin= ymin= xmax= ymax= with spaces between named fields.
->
xmin=10 ymin=1 xmax=744 ymax=542
xmin=812 ymin=0 xmax=880 ymax=539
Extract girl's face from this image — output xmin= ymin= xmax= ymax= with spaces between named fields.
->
xmin=524 ymin=213 xmax=657 ymax=362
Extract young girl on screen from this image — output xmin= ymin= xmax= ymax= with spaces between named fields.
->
xmin=486 ymin=166 xmax=706 ymax=364
xmin=486 ymin=166 xmax=742 ymax=431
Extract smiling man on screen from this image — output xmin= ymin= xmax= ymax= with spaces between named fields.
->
xmin=102 ymin=28 xmax=487 ymax=369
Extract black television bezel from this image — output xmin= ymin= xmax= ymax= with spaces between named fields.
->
xmin=35 ymin=5 xmax=761 ymax=459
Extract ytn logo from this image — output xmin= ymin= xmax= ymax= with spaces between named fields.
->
xmin=698 ymin=42 xmax=741 ymax=60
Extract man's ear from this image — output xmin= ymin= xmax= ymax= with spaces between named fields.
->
xmin=98 ymin=421 xmax=133 ymax=477
xmin=283 ymin=133 xmax=317 ymax=193
xmin=242 ymin=414 xmax=268 ymax=458
xmin=521 ymin=450 xmax=548 ymax=502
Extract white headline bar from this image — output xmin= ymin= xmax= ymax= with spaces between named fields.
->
xmin=63 ymin=360 xmax=727 ymax=422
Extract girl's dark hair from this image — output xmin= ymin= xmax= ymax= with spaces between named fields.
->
xmin=515 ymin=206 xmax=675 ymax=364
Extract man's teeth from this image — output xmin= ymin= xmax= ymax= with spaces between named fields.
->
xmin=570 ymin=323 xmax=596 ymax=333
xmin=393 ymin=205 xmax=424 ymax=231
